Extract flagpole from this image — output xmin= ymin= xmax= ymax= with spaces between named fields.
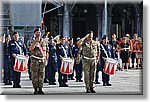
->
xmin=104 ymin=0 xmax=107 ymax=36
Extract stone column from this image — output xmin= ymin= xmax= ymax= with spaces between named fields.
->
xmin=102 ymin=7 xmax=107 ymax=36
xmin=97 ymin=13 xmax=102 ymax=40
xmin=107 ymin=7 xmax=112 ymax=39
xmin=136 ymin=13 xmax=141 ymax=35
xmin=69 ymin=13 xmax=74 ymax=38
xmin=58 ymin=13 xmax=63 ymax=35
xmin=63 ymin=4 xmax=70 ymax=37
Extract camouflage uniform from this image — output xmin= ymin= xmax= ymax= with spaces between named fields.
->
xmin=77 ymin=40 xmax=100 ymax=90
xmin=30 ymin=38 xmax=49 ymax=89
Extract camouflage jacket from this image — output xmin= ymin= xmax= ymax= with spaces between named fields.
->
xmin=30 ymin=38 xmax=49 ymax=58
xmin=78 ymin=39 xmax=100 ymax=60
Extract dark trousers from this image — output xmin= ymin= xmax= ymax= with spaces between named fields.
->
xmin=11 ymin=57 xmax=21 ymax=85
xmin=4 ymin=56 xmax=12 ymax=83
xmin=102 ymin=71 xmax=110 ymax=83
xmin=101 ymin=58 xmax=110 ymax=83
xmin=75 ymin=61 xmax=82 ymax=80
xmin=58 ymin=60 xmax=67 ymax=84
xmin=48 ymin=61 xmax=57 ymax=82
xmin=95 ymin=70 xmax=99 ymax=82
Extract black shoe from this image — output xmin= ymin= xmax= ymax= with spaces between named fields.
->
xmin=4 ymin=80 xmax=12 ymax=85
xmin=71 ymin=78 xmax=75 ymax=80
xmin=34 ymin=88 xmax=38 ymax=94
xmin=16 ymin=85 xmax=21 ymax=88
xmin=49 ymin=82 xmax=56 ymax=85
xmin=13 ymin=85 xmax=17 ymax=88
xmin=38 ymin=89 xmax=44 ymax=94
xmin=106 ymin=83 xmax=112 ymax=86
xmin=59 ymin=84 xmax=63 ymax=87
xmin=90 ymin=88 xmax=96 ymax=93
xmin=76 ymin=80 xmax=79 ymax=82
xmin=95 ymin=81 xmax=100 ymax=84
xmin=103 ymin=83 xmax=106 ymax=86
xmin=62 ymin=84 xmax=68 ymax=87
xmin=86 ymin=89 xmax=91 ymax=93
xmin=79 ymin=80 xmax=83 ymax=82
xmin=44 ymin=79 xmax=49 ymax=83
xmin=8 ymin=81 xmax=12 ymax=85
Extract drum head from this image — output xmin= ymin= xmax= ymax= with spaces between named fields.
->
xmin=106 ymin=58 xmax=117 ymax=64
xmin=16 ymin=55 xmax=28 ymax=60
xmin=63 ymin=58 xmax=73 ymax=63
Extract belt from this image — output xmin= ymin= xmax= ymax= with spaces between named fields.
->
xmin=83 ymin=56 xmax=96 ymax=60
xmin=30 ymin=55 xmax=45 ymax=60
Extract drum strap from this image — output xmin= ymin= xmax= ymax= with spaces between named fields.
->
xmin=61 ymin=45 xmax=67 ymax=58
xmin=14 ymin=41 xmax=23 ymax=55
xmin=100 ymin=44 xmax=108 ymax=58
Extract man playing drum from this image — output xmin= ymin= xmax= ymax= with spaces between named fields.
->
xmin=9 ymin=32 xmax=27 ymax=88
xmin=100 ymin=35 xmax=113 ymax=86
xmin=76 ymin=31 xmax=100 ymax=93
xmin=56 ymin=35 xmax=73 ymax=87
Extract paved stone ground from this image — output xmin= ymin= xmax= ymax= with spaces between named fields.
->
xmin=0 ymin=68 xmax=143 ymax=95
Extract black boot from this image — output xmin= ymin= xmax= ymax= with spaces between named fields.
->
xmin=38 ymin=88 xmax=44 ymax=94
xmin=4 ymin=80 xmax=9 ymax=85
xmin=86 ymin=89 xmax=91 ymax=93
xmin=103 ymin=83 xmax=106 ymax=86
xmin=49 ymin=82 xmax=56 ymax=85
xmin=44 ymin=79 xmax=49 ymax=83
xmin=62 ymin=82 xmax=68 ymax=87
xmin=16 ymin=81 xmax=21 ymax=88
xmin=8 ymin=80 xmax=12 ymax=85
xmin=13 ymin=81 xmax=17 ymax=88
xmin=34 ymin=88 xmax=38 ymax=94
xmin=90 ymin=88 xmax=96 ymax=93
xmin=95 ymin=81 xmax=100 ymax=84
xmin=106 ymin=83 xmax=112 ymax=86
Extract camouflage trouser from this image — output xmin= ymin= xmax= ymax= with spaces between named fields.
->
xmin=30 ymin=58 xmax=45 ymax=89
xmin=82 ymin=58 xmax=96 ymax=90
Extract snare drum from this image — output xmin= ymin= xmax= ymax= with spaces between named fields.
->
xmin=60 ymin=58 xmax=74 ymax=74
xmin=14 ymin=55 xmax=28 ymax=72
xmin=103 ymin=58 xmax=118 ymax=75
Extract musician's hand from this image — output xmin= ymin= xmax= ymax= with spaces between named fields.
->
xmin=96 ymin=60 xmax=99 ymax=64
xmin=12 ymin=53 xmax=17 ymax=58
xmin=35 ymin=37 xmax=40 ymax=42
xmin=26 ymin=55 xmax=29 ymax=59
xmin=60 ymin=55 xmax=63 ymax=60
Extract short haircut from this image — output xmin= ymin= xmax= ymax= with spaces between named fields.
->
xmin=12 ymin=32 xmax=18 ymax=36
xmin=34 ymin=28 xmax=40 ymax=33
xmin=60 ymin=35 xmax=65 ymax=39
xmin=5 ymin=34 xmax=10 ymax=39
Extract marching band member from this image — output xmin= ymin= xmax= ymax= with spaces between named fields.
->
xmin=73 ymin=37 xmax=83 ymax=82
xmin=29 ymin=28 xmax=49 ymax=94
xmin=77 ymin=31 xmax=100 ymax=93
xmin=3 ymin=34 xmax=12 ymax=85
xmin=9 ymin=32 xmax=27 ymax=88
xmin=48 ymin=36 xmax=58 ymax=85
xmin=68 ymin=38 xmax=75 ymax=80
xmin=100 ymin=35 xmax=113 ymax=86
xmin=56 ymin=35 xmax=73 ymax=87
